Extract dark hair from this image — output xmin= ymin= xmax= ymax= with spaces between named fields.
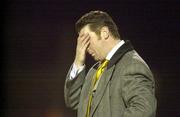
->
xmin=75 ymin=10 xmax=120 ymax=39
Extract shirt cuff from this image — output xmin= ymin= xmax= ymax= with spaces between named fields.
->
xmin=69 ymin=63 xmax=85 ymax=80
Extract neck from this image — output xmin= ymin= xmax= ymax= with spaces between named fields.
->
xmin=106 ymin=39 xmax=120 ymax=54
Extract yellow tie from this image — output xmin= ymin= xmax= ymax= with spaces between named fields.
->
xmin=86 ymin=60 xmax=109 ymax=117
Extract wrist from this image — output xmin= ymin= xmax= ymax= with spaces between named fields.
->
xmin=74 ymin=59 xmax=84 ymax=68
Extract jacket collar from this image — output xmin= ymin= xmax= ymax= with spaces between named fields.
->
xmin=93 ymin=40 xmax=134 ymax=69
xmin=107 ymin=40 xmax=134 ymax=69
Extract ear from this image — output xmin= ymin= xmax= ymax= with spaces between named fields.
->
xmin=100 ymin=26 xmax=109 ymax=40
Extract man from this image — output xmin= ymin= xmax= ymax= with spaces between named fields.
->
xmin=64 ymin=10 xmax=157 ymax=117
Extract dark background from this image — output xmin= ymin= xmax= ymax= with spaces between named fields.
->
xmin=2 ymin=0 xmax=180 ymax=117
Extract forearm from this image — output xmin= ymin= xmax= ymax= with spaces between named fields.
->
xmin=64 ymin=65 xmax=86 ymax=109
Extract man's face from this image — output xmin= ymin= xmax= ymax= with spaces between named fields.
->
xmin=80 ymin=25 xmax=104 ymax=61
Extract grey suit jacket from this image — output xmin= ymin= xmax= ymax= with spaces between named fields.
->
xmin=64 ymin=40 xmax=157 ymax=117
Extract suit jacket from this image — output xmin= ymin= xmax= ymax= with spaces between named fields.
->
xmin=64 ymin=40 xmax=157 ymax=117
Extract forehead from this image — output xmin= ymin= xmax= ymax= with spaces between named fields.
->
xmin=79 ymin=24 xmax=91 ymax=34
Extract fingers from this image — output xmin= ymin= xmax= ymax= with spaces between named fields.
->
xmin=84 ymin=42 xmax=90 ymax=52
xmin=77 ymin=33 xmax=90 ymax=49
xmin=81 ymin=34 xmax=90 ymax=46
xmin=83 ymin=38 xmax=90 ymax=51
xmin=82 ymin=35 xmax=90 ymax=51
xmin=79 ymin=32 xmax=84 ymax=38
xmin=78 ymin=33 xmax=89 ymax=43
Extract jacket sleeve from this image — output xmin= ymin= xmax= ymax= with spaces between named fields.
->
xmin=121 ymin=62 xmax=157 ymax=117
xmin=64 ymin=65 xmax=86 ymax=110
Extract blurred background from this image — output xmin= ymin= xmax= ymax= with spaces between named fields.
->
xmin=2 ymin=0 xmax=180 ymax=117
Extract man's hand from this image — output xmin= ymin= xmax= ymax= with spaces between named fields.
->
xmin=74 ymin=33 xmax=90 ymax=68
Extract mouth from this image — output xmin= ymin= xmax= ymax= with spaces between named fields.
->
xmin=89 ymin=52 xmax=95 ymax=57
xmin=88 ymin=52 xmax=98 ymax=60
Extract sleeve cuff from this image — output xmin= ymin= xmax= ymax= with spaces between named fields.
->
xmin=69 ymin=63 xmax=85 ymax=80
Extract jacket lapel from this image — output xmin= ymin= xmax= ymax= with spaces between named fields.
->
xmin=90 ymin=65 xmax=115 ymax=117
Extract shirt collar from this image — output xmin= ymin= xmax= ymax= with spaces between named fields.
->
xmin=106 ymin=40 xmax=125 ymax=60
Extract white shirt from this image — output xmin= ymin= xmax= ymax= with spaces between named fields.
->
xmin=69 ymin=40 xmax=125 ymax=80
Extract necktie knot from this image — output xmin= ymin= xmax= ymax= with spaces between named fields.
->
xmin=101 ymin=59 xmax=109 ymax=69
xmin=96 ymin=60 xmax=109 ymax=79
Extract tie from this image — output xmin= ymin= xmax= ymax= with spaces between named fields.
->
xmin=86 ymin=60 xmax=109 ymax=117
